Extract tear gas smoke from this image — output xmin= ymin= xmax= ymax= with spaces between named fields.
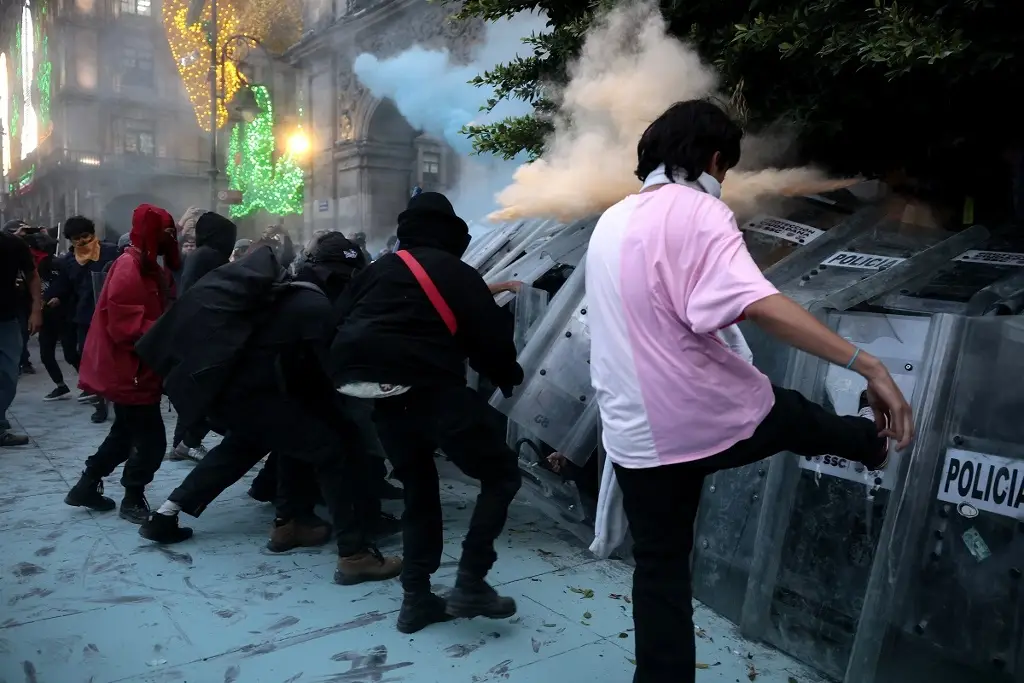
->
xmin=490 ymin=3 xmax=853 ymax=223
xmin=353 ymin=12 xmax=548 ymax=228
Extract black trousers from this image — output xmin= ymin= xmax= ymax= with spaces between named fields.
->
xmin=172 ymin=414 xmax=210 ymax=449
xmin=38 ymin=309 xmax=79 ymax=385
xmin=84 ymin=403 xmax=167 ymax=490
xmin=168 ymin=394 xmax=381 ymax=556
xmin=374 ymin=386 xmax=522 ymax=594
xmin=614 ymin=385 xmax=885 ymax=683
xmin=17 ymin=302 xmax=30 ymax=367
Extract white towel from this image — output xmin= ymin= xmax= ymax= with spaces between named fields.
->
xmin=589 ymin=324 xmax=753 ymax=559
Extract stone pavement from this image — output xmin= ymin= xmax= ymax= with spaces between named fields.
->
xmin=0 ymin=350 xmax=827 ymax=683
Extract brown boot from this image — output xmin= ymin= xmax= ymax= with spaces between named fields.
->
xmin=266 ymin=517 xmax=331 ymax=553
xmin=333 ymin=550 xmax=402 ymax=586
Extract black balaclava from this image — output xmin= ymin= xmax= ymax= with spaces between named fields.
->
xmin=395 ymin=191 xmax=470 ymax=257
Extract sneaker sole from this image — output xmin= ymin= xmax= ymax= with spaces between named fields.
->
xmin=43 ymin=395 xmax=71 ymax=402
xmin=445 ymin=599 xmax=518 ymax=620
xmin=119 ymin=510 xmax=149 ymax=525
xmin=333 ymin=565 xmax=403 ymax=586
xmin=63 ymin=495 xmax=116 ymax=512
xmin=396 ymin=612 xmax=455 ymax=634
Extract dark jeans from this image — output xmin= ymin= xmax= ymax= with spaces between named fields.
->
xmin=172 ymin=414 xmax=210 ymax=449
xmin=84 ymin=403 xmax=167 ymax=490
xmin=168 ymin=394 xmax=381 ymax=556
xmin=39 ymin=309 xmax=79 ymax=386
xmin=373 ymin=385 xmax=522 ymax=593
xmin=0 ymin=319 xmax=23 ymax=426
xmin=614 ymin=385 xmax=885 ymax=683
xmin=17 ymin=302 xmax=30 ymax=367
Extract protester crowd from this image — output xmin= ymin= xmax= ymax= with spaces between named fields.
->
xmin=0 ymin=100 xmax=915 ymax=683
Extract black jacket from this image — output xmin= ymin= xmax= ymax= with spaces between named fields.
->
xmin=179 ymin=212 xmax=237 ymax=292
xmin=50 ymin=242 xmax=120 ymax=325
xmin=331 ymin=213 xmax=523 ymax=392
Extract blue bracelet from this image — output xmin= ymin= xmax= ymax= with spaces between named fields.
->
xmin=844 ymin=348 xmax=861 ymax=370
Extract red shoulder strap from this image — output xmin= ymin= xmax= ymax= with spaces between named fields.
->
xmin=395 ymin=250 xmax=458 ymax=335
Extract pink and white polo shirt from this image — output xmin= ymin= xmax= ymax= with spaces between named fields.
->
xmin=586 ymin=183 xmax=778 ymax=469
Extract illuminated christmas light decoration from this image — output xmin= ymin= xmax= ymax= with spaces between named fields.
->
xmin=20 ymin=1 xmax=38 ymax=159
xmin=10 ymin=29 xmax=20 ymax=140
xmin=0 ymin=52 xmax=10 ymax=176
xmin=36 ymin=31 xmax=50 ymax=131
xmin=162 ymin=0 xmax=243 ymax=131
xmin=226 ymin=85 xmax=303 ymax=218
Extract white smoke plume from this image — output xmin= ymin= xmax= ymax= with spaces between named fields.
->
xmin=490 ymin=3 xmax=852 ymax=222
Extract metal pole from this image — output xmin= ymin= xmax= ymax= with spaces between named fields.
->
xmin=0 ymin=116 xmax=6 ymax=226
xmin=208 ymin=0 xmax=218 ymax=209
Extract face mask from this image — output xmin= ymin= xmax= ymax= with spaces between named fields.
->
xmin=640 ymin=164 xmax=723 ymax=199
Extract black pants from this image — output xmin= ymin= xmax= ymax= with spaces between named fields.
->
xmin=168 ymin=394 xmax=381 ymax=556
xmin=614 ymin=385 xmax=885 ymax=683
xmin=172 ymin=414 xmax=210 ymax=449
xmin=84 ymin=403 xmax=167 ymax=491
xmin=38 ymin=309 xmax=79 ymax=385
xmin=17 ymin=302 xmax=30 ymax=367
xmin=374 ymin=386 xmax=522 ymax=593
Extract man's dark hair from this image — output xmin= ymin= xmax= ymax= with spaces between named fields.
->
xmin=635 ymin=100 xmax=743 ymax=183
xmin=64 ymin=215 xmax=96 ymax=239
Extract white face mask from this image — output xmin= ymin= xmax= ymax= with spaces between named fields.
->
xmin=640 ymin=164 xmax=722 ymax=199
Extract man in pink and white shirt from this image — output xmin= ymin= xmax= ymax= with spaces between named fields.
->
xmin=586 ymin=100 xmax=914 ymax=683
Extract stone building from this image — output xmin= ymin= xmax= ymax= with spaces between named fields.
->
xmin=286 ymin=0 xmax=484 ymax=244
xmin=1 ymin=0 xmax=210 ymax=238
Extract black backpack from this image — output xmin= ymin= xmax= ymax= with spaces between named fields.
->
xmin=135 ymin=245 xmax=320 ymax=427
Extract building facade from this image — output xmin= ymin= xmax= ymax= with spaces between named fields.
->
xmin=1 ymin=0 xmax=210 ymax=238
xmin=288 ymin=0 xmax=484 ymax=244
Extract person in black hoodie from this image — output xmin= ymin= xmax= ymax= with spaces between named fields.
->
xmin=141 ymin=234 xmax=402 ymax=586
xmin=28 ymin=227 xmax=80 ymax=401
xmin=47 ymin=216 xmax=120 ymax=407
xmin=331 ymin=191 xmax=525 ymax=634
xmin=169 ymin=211 xmax=237 ymax=461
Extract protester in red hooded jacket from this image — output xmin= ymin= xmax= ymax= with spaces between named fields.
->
xmin=64 ymin=203 xmax=181 ymax=524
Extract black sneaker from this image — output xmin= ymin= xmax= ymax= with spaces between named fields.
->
xmin=139 ymin=512 xmax=194 ymax=543
xmin=65 ymin=474 xmax=116 ymax=511
xmin=77 ymin=391 xmax=95 ymax=403
xmin=374 ymin=512 xmax=403 ymax=540
xmin=247 ymin=485 xmax=274 ymax=503
xmin=119 ymin=492 xmax=151 ymax=524
xmin=91 ymin=401 xmax=108 ymax=424
xmin=19 ymin=363 xmax=35 ymax=375
xmin=0 ymin=431 xmax=30 ymax=447
xmin=857 ymin=391 xmax=889 ymax=470
xmin=445 ymin=574 xmax=517 ymax=620
xmin=397 ymin=592 xmax=455 ymax=634
xmin=44 ymin=384 xmax=72 ymax=402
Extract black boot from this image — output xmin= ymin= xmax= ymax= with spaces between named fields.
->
xmin=397 ymin=591 xmax=454 ymax=634
xmin=445 ymin=573 xmax=517 ymax=620
xmin=139 ymin=511 xmax=194 ymax=543
xmin=91 ymin=400 xmax=109 ymax=424
xmin=119 ymin=489 xmax=151 ymax=524
xmin=64 ymin=473 xmax=116 ymax=512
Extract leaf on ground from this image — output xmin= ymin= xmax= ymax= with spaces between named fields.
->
xmin=696 ymin=662 xmax=710 ymax=669
xmin=627 ymin=658 xmax=636 ymax=666
xmin=618 ymin=632 xmax=629 ymax=638
xmin=747 ymin=663 xmax=758 ymax=681
xmin=583 ymin=611 xmax=592 ymax=619
xmin=569 ymin=586 xmax=595 ymax=598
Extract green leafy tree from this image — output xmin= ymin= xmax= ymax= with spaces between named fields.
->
xmin=450 ymin=0 xmax=1023 ymax=212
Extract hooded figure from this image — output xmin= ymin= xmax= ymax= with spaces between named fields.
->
xmin=179 ymin=211 xmax=237 ymax=292
xmin=140 ymin=237 xmax=402 ymax=587
xmin=262 ymin=225 xmax=295 ymax=269
xmin=65 ymin=203 xmax=180 ymax=524
xmin=330 ymin=191 xmax=524 ymax=635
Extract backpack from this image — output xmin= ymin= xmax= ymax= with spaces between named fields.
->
xmin=135 ymin=245 xmax=320 ymax=427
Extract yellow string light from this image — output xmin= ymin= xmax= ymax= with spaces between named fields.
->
xmin=162 ymin=0 xmax=243 ymax=131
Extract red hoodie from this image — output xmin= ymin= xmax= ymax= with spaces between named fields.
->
xmin=79 ymin=204 xmax=179 ymax=405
